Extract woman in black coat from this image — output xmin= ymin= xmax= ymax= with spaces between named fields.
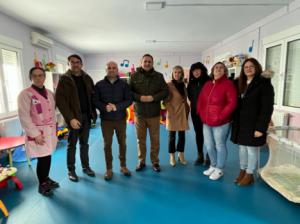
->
xmin=231 ymin=58 xmax=274 ymax=186
xmin=187 ymin=62 xmax=210 ymax=166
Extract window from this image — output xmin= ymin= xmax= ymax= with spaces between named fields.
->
xmin=55 ymin=55 xmax=69 ymax=74
xmin=284 ymin=39 xmax=300 ymax=108
xmin=0 ymin=46 xmax=24 ymax=118
xmin=265 ymin=45 xmax=281 ymax=105
xmin=263 ymin=28 xmax=300 ymax=112
xmin=56 ymin=62 xmax=68 ymax=74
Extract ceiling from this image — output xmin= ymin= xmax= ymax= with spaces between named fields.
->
xmin=0 ymin=0 xmax=293 ymax=54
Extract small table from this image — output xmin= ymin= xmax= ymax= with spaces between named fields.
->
xmin=0 ymin=136 xmax=30 ymax=167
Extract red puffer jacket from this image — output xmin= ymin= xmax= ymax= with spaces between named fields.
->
xmin=197 ymin=75 xmax=237 ymax=126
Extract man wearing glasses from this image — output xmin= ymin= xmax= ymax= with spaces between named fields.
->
xmin=56 ymin=54 xmax=96 ymax=182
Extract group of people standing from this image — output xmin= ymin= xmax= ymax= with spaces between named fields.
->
xmin=17 ymin=53 xmax=274 ymax=196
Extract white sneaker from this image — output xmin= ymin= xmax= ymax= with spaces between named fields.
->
xmin=209 ymin=168 xmax=223 ymax=180
xmin=203 ymin=166 xmax=215 ymax=176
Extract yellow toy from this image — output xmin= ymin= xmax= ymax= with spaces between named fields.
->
xmin=0 ymin=199 xmax=8 ymax=217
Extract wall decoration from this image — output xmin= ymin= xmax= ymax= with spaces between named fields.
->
xmin=130 ymin=64 xmax=136 ymax=73
xmin=156 ymin=58 xmax=161 ymax=66
xmin=248 ymin=40 xmax=254 ymax=53
xmin=227 ymin=53 xmax=248 ymax=67
xmin=205 ymin=56 xmax=211 ymax=65
xmin=164 ymin=61 xmax=169 ymax=68
xmin=120 ymin=59 xmax=130 ymax=67
xmin=33 ymin=51 xmax=56 ymax=71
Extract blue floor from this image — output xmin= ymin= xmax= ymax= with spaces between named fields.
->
xmin=1 ymin=121 xmax=300 ymax=224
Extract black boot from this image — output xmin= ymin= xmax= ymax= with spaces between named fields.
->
xmin=83 ymin=167 xmax=95 ymax=177
xmin=68 ymin=170 xmax=79 ymax=182
xmin=46 ymin=177 xmax=60 ymax=189
xmin=204 ymin=154 xmax=210 ymax=167
xmin=194 ymin=153 xmax=204 ymax=166
xmin=38 ymin=182 xmax=53 ymax=196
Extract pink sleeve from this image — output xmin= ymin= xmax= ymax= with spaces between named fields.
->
xmin=17 ymin=91 xmax=40 ymax=138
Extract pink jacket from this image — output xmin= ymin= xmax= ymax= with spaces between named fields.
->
xmin=18 ymin=87 xmax=57 ymax=158
xmin=197 ymin=76 xmax=237 ymax=126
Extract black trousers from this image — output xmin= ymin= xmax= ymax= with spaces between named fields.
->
xmin=191 ymin=110 xmax=204 ymax=157
xmin=168 ymin=131 xmax=185 ymax=153
xmin=37 ymin=155 xmax=51 ymax=184
xmin=67 ymin=114 xmax=91 ymax=171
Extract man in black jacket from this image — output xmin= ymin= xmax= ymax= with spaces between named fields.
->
xmin=56 ymin=54 xmax=96 ymax=182
xmin=129 ymin=54 xmax=169 ymax=172
xmin=94 ymin=61 xmax=133 ymax=180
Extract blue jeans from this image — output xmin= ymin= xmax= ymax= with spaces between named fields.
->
xmin=203 ymin=123 xmax=230 ymax=170
xmin=239 ymin=145 xmax=260 ymax=174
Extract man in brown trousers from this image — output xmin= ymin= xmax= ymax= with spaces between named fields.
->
xmin=94 ymin=61 xmax=133 ymax=180
xmin=129 ymin=54 xmax=169 ymax=172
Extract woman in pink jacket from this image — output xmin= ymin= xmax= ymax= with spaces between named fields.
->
xmin=18 ymin=67 xmax=59 ymax=196
xmin=197 ymin=62 xmax=237 ymax=180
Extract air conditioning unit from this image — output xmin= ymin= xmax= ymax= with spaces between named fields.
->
xmin=31 ymin=32 xmax=54 ymax=48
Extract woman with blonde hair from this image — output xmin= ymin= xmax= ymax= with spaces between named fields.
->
xmin=165 ymin=65 xmax=189 ymax=166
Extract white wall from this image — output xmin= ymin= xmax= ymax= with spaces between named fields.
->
xmin=201 ymin=0 xmax=300 ymax=126
xmin=201 ymin=1 xmax=300 ymax=70
xmin=84 ymin=53 xmax=201 ymax=83
xmin=0 ymin=12 xmax=82 ymax=136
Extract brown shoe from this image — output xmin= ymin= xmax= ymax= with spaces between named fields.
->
xmin=104 ymin=169 xmax=113 ymax=181
xmin=238 ymin=173 xmax=254 ymax=186
xmin=234 ymin=169 xmax=246 ymax=184
xmin=120 ymin=167 xmax=131 ymax=177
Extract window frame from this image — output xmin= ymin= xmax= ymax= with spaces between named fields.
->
xmin=263 ymin=29 xmax=300 ymax=114
xmin=0 ymin=40 xmax=25 ymax=120
xmin=55 ymin=55 xmax=69 ymax=74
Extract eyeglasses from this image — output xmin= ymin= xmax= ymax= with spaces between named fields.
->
xmin=69 ymin=61 xmax=82 ymax=65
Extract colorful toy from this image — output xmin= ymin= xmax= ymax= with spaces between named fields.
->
xmin=45 ymin=62 xmax=56 ymax=72
xmin=57 ymin=127 xmax=68 ymax=140
xmin=125 ymin=103 xmax=166 ymax=125
xmin=0 ymin=166 xmax=23 ymax=190
xmin=0 ymin=165 xmax=23 ymax=217
xmin=0 ymin=199 xmax=8 ymax=217
xmin=126 ymin=105 xmax=135 ymax=124
xmin=160 ymin=102 xmax=166 ymax=125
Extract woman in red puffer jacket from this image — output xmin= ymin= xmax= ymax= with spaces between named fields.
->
xmin=197 ymin=62 xmax=237 ymax=181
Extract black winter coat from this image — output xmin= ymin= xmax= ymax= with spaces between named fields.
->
xmin=187 ymin=74 xmax=210 ymax=113
xmin=231 ymin=75 xmax=274 ymax=146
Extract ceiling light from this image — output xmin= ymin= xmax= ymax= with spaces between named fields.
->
xmin=145 ymin=40 xmax=216 ymax=44
xmin=145 ymin=1 xmax=166 ymax=10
